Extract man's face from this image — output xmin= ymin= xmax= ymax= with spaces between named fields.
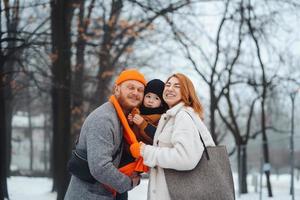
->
xmin=115 ymin=80 xmax=145 ymax=111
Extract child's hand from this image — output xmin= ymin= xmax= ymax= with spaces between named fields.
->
xmin=128 ymin=113 xmax=133 ymax=125
xmin=131 ymin=107 xmax=140 ymax=115
xmin=133 ymin=114 xmax=144 ymax=126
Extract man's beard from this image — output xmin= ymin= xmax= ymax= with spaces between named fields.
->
xmin=116 ymin=92 xmax=141 ymax=113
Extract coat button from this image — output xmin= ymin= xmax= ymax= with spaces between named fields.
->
xmin=164 ymin=117 xmax=167 ymax=120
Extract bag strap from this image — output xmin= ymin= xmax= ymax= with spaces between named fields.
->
xmin=185 ymin=111 xmax=210 ymax=160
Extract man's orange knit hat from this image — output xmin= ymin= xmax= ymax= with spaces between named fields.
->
xmin=115 ymin=69 xmax=147 ymax=86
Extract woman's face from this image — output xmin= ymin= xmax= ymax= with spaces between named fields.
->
xmin=163 ymin=77 xmax=182 ymax=108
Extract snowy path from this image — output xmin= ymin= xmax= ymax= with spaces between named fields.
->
xmin=7 ymin=175 xmax=300 ymax=200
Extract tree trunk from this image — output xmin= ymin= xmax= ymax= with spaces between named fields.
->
xmin=5 ymin=103 xmax=12 ymax=176
xmin=0 ymin=1 xmax=9 ymax=198
xmin=94 ymin=38 xmax=114 ymax=106
xmin=261 ymin=98 xmax=273 ymax=197
xmin=0 ymin=56 xmax=9 ymax=200
xmin=237 ymin=145 xmax=241 ymax=194
xmin=247 ymin=5 xmax=273 ymax=196
xmin=43 ymin=114 xmax=50 ymax=172
xmin=237 ymin=144 xmax=248 ymax=194
xmin=71 ymin=0 xmax=86 ymax=144
xmin=50 ymin=1 xmax=73 ymax=199
xmin=94 ymin=0 xmax=123 ymax=107
xmin=240 ymin=144 xmax=248 ymax=193
xmin=3 ymin=50 xmax=14 ymax=179
xmin=3 ymin=0 xmax=21 ymax=178
xmin=95 ymin=69 xmax=112 ymax=106
xmin=94 ymin=28 xmax=114 ymax=107
xmin=27 ymin=89 xmax=34 ymax=171
xmin=209 ymin=87 xmax=217 ymax=143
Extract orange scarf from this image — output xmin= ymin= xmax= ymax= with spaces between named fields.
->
xmin=109 ymin=95 xmax=149 ymax=176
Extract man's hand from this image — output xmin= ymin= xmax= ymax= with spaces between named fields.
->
xmin=130 ymin=172 xmax=141 ymax=188
xmin=133 ymin=114 xmax=144 ymax=126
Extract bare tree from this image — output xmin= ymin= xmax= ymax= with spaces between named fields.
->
xmin=2 ymin=0 xmax=22 ymax=178
xmin=0 ymin=0 xmax=24 ymax=197
xmin=0 ymin=1 xmax=9 ymax=195
xmin=88 ymin=0 xmax=191 ymax=107
xmin=217 ymin=81 xmax=260 ymax=194
xmin=165 ymin=0 xmax=300 ymax=195
xmin=50 ymin=0 xmax=74 ymax=199
xmin=71 ymin=0 xmax=96 ymax=143
xmin=69 ymin=0 xmax=193 ymax=141
xmin=246 ymin=3 xmax=274 ymax=196
xmin=160 ymin=0 xmax=235 ymax=143
xmin=0 ymin=59 xmax=9 ymax=200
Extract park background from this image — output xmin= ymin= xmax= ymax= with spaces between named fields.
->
xmin=1 ymin=0 xmax=300 ymax=199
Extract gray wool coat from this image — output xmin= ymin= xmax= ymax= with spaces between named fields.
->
xmin=64 ymin=102 xmax=132 ymax=200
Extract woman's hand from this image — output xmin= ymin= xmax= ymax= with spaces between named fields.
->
xmin=133 ymin=114 xmax=144 ymax=126
xmin=140 ymin=142 xmax=145 ymax=154
xmin=130 ymin=142 xmax=145 ymax=158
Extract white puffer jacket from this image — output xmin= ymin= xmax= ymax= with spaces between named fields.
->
xmin=141 ymin=102 xmax=215 ymax=200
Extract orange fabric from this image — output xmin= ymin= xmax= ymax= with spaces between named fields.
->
xmin=109 ymin=95 xmax=149 ymax=175
xmin=102 ymin=96 xmax=148 ymax=195
xmin=115 ymin=69 xmax=147 ymax=86
xmin=110 ymin=95 xmax=138 ymax=144
xmin=131 ymin=107 xmax=140 ymax=116
xmin=119 ymin=158 xmax=148 ymax=176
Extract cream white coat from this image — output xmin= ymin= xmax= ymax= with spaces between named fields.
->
xmin=141 ymin=102 xmax=215 ymax=200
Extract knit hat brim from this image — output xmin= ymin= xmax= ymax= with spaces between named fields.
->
xmin=115 ymin=69 xmax=147 ymax=86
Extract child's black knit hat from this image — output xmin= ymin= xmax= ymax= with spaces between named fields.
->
xmin=144 ymin=79 xmax=165 ymax=100
xmin=140 ymin=79 xmax=168 ymax=114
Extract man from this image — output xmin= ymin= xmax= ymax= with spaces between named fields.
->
xmin=65 ymin=69 xmax=146 ymax=200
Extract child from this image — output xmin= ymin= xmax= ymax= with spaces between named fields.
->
xmin=117 ymin=78 xmax=168 ymax=200
xmin=118 ymin=79 xmax=168 ymax=169
xmin=128 ymin=79 xmax=168 ymax=145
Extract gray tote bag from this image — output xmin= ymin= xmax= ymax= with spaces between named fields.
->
xmin=164 ymin=113 xmax=235 ymax=200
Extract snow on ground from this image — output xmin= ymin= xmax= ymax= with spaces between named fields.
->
xmin=128 ymin=179 xmax=148 ymax=200
xmin=7 ymin=174 xmax=300 ymax=200
xmin=7 ymin=176 xmax=56 ymax=200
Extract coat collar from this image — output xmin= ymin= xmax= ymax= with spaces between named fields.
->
xmin=165 ymin=102 xmax=185 ymax=117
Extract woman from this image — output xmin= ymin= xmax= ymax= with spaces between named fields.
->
xmin=140 ymin=73 xmax=215 ymax=200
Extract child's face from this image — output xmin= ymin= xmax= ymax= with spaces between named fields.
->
xmin=143 ymin=92 xmax=162 ymax=108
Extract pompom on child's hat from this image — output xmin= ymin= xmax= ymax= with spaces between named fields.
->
xmin=115 ymin=69 xmax=147 ymax=86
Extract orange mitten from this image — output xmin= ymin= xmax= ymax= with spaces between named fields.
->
xmin=130 ymin=142 xmax=141 ymax=158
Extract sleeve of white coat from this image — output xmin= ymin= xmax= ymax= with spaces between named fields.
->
xmin=141 ymin=111 xmax=204 ymax=171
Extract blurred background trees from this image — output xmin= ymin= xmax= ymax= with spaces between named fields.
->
xmin=0 ymin=0 xmax=300 ymax=199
